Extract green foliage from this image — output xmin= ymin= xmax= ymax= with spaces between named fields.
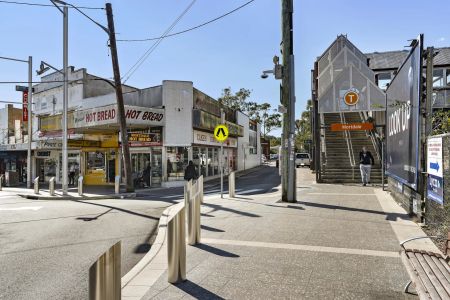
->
xmin=295 ymin=100 xmax=312 ymax=152
xmin=218 ymin=87 xmax=282 ymax=137
xmin=432 ymin=109 xmax=450 ymax=135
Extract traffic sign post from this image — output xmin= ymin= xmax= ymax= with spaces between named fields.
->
xmin=215 ymin=110 xmax=228 ymax=199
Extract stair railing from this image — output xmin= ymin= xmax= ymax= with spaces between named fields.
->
xmin=359 ymin=111 xmax=381 ymax=162
xmin=340 ymin=112 xmax=356 ymax=180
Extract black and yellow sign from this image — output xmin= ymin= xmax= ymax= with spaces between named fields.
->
xmin=214 ymin=124 xmax=229 ymax=142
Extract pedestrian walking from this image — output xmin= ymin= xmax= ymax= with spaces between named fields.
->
xmin=359 ymin=147 xmax=374 ymax=186
xmin=68 ymin=163 xmax=76 ymax=186
xmin=184 ymin=160 xmax=198 ymax=181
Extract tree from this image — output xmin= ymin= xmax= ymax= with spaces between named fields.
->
xmin=218 ymin=87 xmax=282 ymax=137
xmin=432 ymin=109 xmax=450 ymax=135
xmin=295 ymin=100 xmax=312 ymax=152
xmin=218 ymin=87 xmax=252 ymax=112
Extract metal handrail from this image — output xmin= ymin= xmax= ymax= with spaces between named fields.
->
xmin=359 ymin=111 xmax=381 ymax=162
xmin=340 ymin=113 xmax=356 ymax=167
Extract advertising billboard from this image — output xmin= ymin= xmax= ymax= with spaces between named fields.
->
xmin=385 ymin=37 xmax=422 ymax=190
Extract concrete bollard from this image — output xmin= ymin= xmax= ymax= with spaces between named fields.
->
xmin=167 ymin=204 xmax=186 ymax=283
xmin=229 ymin=171 xmax=235 ymax=198
xmin=49 ymin=177 xmax=55 ymax=196
xmin=78 ymin=176 xmax=83 ymax=196
xmin=34 ymin=177 xmax=39 ymax=194
xmin=115 ymin=176 xmax=121 ymax=194
xmin=0 ymin=175 xmax=3 ymax=191
xmin=89 ymin=241 xmax=121 ymax=300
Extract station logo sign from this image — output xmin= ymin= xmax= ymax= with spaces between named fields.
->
xmin=343 ymin=88 xmax=359 ymax=106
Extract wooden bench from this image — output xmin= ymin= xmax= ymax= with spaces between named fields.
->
xmin=400 ymin=233 xmax=450 ymax=299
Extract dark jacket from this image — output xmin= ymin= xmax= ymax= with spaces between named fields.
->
xmin=184 ymin=164 xmax=198 ymax=181
xmin=359 ymin=151 xmax=374 ymax=165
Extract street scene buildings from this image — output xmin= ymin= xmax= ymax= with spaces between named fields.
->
xmin=1 ymin=0 xmax=450 ymax=299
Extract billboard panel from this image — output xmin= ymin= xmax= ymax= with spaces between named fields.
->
xmin=385 ymin=38 xmax=422 ymax=190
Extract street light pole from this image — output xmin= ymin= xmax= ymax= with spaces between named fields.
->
xmin=0 ymin=55 xmax=33 ymax=189
xmin=27 ymin=56 xmax=32 ymax=189
xmin=62 ymin=5 xmax=69 ymax=195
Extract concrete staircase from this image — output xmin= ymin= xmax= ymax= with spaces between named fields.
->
xmin=321 ymin=113 xmax=383 ymax=184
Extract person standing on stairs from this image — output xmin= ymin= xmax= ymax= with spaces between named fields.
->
xmin=359 ymin=146 xmax=374 ymax=186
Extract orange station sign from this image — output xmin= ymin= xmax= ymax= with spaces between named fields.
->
xmin=343 ymin=90 xmax=359 ymax=106
xmin=331 ymin=123 xmax=374 ymax=131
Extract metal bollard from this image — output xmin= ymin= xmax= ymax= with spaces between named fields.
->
xmin=78 ymin=176 xmax=83 ymax=196
xmin=186 ymin=178 xmax=201 ymax=246
xmin=89 ymin=241 xmax=121 ymax=300
xmin=34 ymin=177 xmax=39 ymax=194
xmin=167 ymin=204 xmax=186 ymax=283
xmin=49 ymin=177 xmax=55 ymax=196
xmin=114 ymin=175 xmax=120 ymax=194
xmin=0 ymin=175 xmax=3 ymax=191
xmin=199 ymin=175 xmax=203 ymax=203
xmin=229 ymin=171 xmax=235 ymax=198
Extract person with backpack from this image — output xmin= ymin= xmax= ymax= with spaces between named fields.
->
xmin=184 ymin=160 xmax=198 ymax=181
xmin=359 ymin=147 xmax=374 ymax=186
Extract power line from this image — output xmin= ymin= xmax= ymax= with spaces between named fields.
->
xmin=121 ymin=0 xmax=197 ymax=84
xmin=0 ymin=0 xmax=104 ymax=10
xmin=117 ymin=0 xmax=255 ymax=42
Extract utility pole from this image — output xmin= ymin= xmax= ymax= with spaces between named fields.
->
xmin=27 ymin=56 xmax=32 ymax=189
xmin=106 ymin=3 xmax=134 ymax=192
xmin=281 ymin=0 xmax=296 ymax=202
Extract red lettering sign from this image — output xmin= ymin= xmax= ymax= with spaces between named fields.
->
xmin=22 ymin=91 xmax=28 ymax=122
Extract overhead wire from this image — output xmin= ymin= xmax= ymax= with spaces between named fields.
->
xmin=117 ymin=0 xmax=255 ymax=42
xmin=0 ymin=0 xmax=104 ymax=9
xmin=121 ymin=0 xmax=197 ymax=84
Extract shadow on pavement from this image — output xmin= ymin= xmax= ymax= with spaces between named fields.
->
xmin=194 ymin=244 xmax=239 ymax=258
xmin=297 ymin=201 xmax=409 ymax=221
xmin=203 ymin=203 xmax=260 ymax=218
xmin=174 ymin=280 xmax=225 ymax=300
xmin=76 ymin=208 xmax=113 ymax=221
xmin=201 ymin=224 xmax=225 ymax=232
xmin=71 ymin=200 xmax=160 ymax=221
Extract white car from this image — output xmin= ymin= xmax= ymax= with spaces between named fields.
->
xmin=295 ymin=153 xmax=310 ymax=168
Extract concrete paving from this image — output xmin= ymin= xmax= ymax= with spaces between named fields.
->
xmin=137 ymin=167 xmax=435 ymax=299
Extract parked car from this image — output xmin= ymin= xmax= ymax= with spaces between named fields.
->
xmin=295 ymin=153 xmax=311 ymax=168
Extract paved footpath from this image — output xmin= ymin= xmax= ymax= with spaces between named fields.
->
xmin=137 ymin=167 xmax=439 ymax=299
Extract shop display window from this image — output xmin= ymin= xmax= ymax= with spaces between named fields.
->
xmin=167 ymin=147 xmax=188 ymax=180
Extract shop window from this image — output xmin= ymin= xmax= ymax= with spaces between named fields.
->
xmin=87 ymin=151 xmax=105 ymax=170
xmin=433 ymin=69 xmax=445 ymax=88
xmin=167 ymin=147 xmax=188 ymax=180
xmin=249 ymin=130 xmax=257 ymax=154
xmin=446 ymin=69 xmax=450 ymax=86
xmin=376 ymin=72 xmax=391 ymax=90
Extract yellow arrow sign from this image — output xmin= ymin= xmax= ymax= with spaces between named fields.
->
xmin=214 ymin=124 xmax=229 ymax=142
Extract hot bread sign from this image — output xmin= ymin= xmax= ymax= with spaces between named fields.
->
xmin=74 ymin=104 xmax=164 ymax=128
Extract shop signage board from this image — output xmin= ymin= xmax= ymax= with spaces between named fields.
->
xmin=38 ymin=140 xmax=101 ymax=149
xmin=22 ymin=91 xmax=28 ymax=122
xmin=74 ymin=104 xmax=165 ymax=128
xmin=193 ymin=130 xmax=236 ymax=148
xmin=128 ymin=131 xmax=162 ymax=147
xmin=331 ymin=123 xmax=373 ymax=131
xmin=427 ymin=137 xmax=443 ymax=204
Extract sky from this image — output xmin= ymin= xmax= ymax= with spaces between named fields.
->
xmin=0 ymin=0 xmax=449 ymax=137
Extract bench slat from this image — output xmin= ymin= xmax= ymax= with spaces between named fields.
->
xmin=425 ymin=255 xmax=450 ymax=296
xmin=432 ymin=256 xmax=450 ymax=284
xmin=408 ymin=252 xmax=442 ymax=300
xmin=402 ymin=251 xmax=432 ymax=299
xmin=415 ymin=253 xmax=448 ymax=299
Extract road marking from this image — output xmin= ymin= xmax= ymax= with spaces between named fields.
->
xmin=307 ymin=193 xmax=375 ymax=196
xmin=0 ymin=206 xmax=43 ymax=211
xmin=202 ymin=238 xmax=399 ymax=258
